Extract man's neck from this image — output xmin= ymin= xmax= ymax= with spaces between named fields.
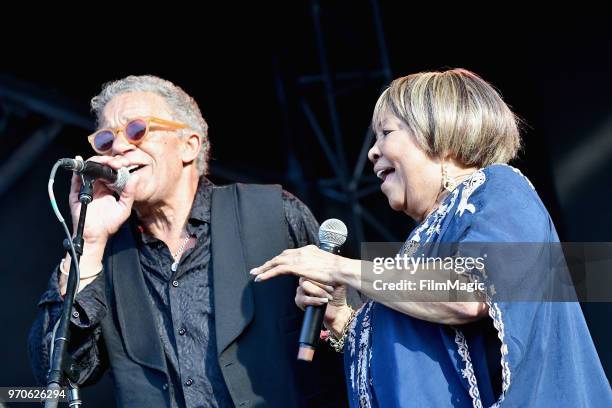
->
xmin=135 ymin=174 xmax=200 ymax=243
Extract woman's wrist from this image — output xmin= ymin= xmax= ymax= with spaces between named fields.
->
xmin=324 ymin=304 xmax=355 ymax=338
xmin=336 ymin=257 xmax=362 ymax=289
xmin=326 ymin=305 xmax=357 ymax=353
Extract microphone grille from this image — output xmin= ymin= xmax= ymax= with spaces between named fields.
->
xmin=318 ymin=218 xmax=347 ymax=247
xmin=110 ymin=167 xmax=130 ymax=194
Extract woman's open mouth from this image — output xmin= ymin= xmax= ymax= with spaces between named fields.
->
xmin=376 ymin=167 xmax=395 ymax=182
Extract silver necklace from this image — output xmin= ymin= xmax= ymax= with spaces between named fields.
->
xmin=171 ymin=235 xmax=192 ymax=272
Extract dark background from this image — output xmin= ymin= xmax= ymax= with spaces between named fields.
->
xmin=1 ymin=3 xmax=610 ymax=406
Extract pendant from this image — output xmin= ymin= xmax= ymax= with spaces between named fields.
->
xmin=171 ymin=261 xmax=179 ymax=272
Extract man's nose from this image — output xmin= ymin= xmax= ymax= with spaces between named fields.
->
xmin=111 ymin=130 xmax=135 ymax=156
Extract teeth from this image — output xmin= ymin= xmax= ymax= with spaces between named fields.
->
xmin=376 ymin=168 xmax=393 ymax=179
xmin=126 ymin=165 xmax=143 ymax=173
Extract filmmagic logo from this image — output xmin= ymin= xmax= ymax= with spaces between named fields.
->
xmin=372 ymin=279 xmax=485 ymax=292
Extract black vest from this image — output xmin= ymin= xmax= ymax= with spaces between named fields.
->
xmin=99 ymin=184 xmax=344 ymax=407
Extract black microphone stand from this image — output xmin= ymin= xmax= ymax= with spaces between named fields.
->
xmin=45 ymin=175 xmax=95 ymax=408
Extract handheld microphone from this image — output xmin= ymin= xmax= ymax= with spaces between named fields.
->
xmin=59 ymin=158 xmax=129 ymax=193
xmin=297 ymin=218 xmax=348 ymax=362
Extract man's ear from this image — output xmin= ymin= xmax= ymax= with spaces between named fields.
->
xmin=181 ymin=133 xmax=202 ymax=164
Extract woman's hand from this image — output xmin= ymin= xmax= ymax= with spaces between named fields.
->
xmin=250 ymin=244 xmax=356 ymax=286
xmin=295 ymin=277 xmax=353 ymax=338
xmin=294 ymin=277 xmax=335 ymax=308
xmin=252 ymin=245 xmax=360 ymax=335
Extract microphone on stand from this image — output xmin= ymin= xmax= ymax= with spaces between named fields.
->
xmin=59 ymin=157 xmax=129 ymax=193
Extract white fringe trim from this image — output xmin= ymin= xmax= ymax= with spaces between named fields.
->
xmin=454 ymin=297 xmax=512 ymax=408
xmin=454 ymin=328 xmax=484 ymax=408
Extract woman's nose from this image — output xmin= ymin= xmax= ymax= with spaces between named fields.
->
xmin=368 ymin=141 xmax=381 ymax=163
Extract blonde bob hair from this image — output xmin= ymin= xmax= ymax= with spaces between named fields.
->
xmin=372 ymin=68 xmax=521 ymax=167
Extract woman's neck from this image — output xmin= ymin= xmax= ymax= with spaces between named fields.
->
xmin=418 ymin=164 xmax=478 ymax=222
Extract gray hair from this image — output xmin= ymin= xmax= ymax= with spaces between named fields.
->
xmin=91 ymin=75 xmax=209 ymax=175
xmin=372 ymin=68 xmax=521 ymax=167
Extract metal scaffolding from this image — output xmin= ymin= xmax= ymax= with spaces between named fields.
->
xmin=0 ymin=75 xmax=93 ymax=196
xmin=277 ymin=0 xmax=399 ymax=250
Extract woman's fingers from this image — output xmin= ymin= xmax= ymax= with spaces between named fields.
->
xmin=252 ymin=264 xmax=295 ymax=282
xmin=299 ymin=277 xmax=334 ymax=293
xmin=300 ymin=295 xmax=329 ymax=307
xmin=295 ymin=286 xmax=329 ymax=310
xmin=252 ymin=264 xmax=330 ymax=284
xmin=301 ymin=279 xmax=334 ymax=300
xmin=250 ymin=246 xmax=338 ymax=285
xmin=250 ymin=253 xmax=288 ymax=275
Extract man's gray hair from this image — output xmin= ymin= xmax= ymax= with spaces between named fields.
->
xmin=91 ymin=75 xmax=209 ymax=175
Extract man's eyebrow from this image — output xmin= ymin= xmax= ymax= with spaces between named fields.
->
xmin=99 ymin=115 xmax=131 ymax=128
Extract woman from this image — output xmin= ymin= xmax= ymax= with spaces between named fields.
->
xmin=251 ymin=69 xmax=611 ymax=407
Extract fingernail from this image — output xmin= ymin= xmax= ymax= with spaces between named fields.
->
xmin=254 ymin=275 xmax=261 ymax=283
xmin=249 ymin=268 xmax=258 ymax=275
xmin=320 ymin=297 xmax=329 ymax=303
xmin=325 ymin=286 xmax=334 ymax=292
xmin=327 ymin=294 xmax=334 ymax=301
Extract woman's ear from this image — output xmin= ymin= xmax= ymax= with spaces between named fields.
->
xmin=181 ymin=133 xmax=202 ymax=164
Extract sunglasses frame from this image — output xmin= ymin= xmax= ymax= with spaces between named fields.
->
xmin=87 ymin=116 xmax=188 ymax=154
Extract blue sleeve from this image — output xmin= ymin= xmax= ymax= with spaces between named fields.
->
xmin=445 ymin=166 xmax=611 ymax=406
xmin=449 ymin=167 xmax=554 ymax=367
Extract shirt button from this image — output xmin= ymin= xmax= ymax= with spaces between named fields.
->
xmin=185 ymin=378 xmax=193 ymax=387
xmin=178 ymin=328 xmax=186 ymax=336
xmin=172 ymin=280 xmax=179 ymax=287
xmin=72 ymin=311 xmax=79 ymax=318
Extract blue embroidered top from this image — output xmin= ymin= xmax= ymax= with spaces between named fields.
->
xmin=345 ymin=164 xmax=611 ymax=407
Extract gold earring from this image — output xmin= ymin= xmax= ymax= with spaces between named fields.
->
xmin=441 ymin=163 xmax=456 ymax=192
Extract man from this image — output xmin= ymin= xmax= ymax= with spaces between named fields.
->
xmin=28 ymin=75 xmax=345 ymax=407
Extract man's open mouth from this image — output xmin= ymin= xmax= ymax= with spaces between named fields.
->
xmin=127 ymin=165 xmax=146 ymax=173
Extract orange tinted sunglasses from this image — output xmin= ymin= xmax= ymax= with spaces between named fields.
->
xmin=87 ymin=117 xmax=188 ymax=154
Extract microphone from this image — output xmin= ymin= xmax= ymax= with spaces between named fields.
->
xmin=59 ymin=157 xmax=129 ymax=193
xmin=297 ymin=218 xmax=348 ymax=362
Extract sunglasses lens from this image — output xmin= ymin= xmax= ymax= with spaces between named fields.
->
xmin=126 ymin=119 xmax=147 ymax=141
xmin=93 ymin=130 xmax=115 ymax=152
